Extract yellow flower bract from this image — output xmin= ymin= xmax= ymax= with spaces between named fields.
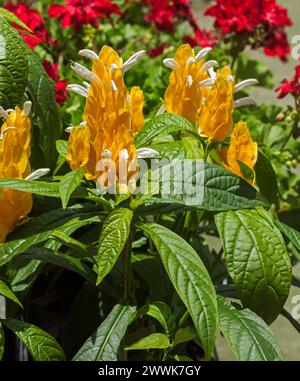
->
xmin=67 ymin=46 xmax=144 ymax=185
xmin=0 ymin=106 xmax=32 ymax=243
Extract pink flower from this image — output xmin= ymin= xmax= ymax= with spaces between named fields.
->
xmin=148 ymin=43 xmax=169 ymax=57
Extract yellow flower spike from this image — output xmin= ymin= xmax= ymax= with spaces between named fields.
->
xmin=222 ymin=121 xmax=258 ymax=185
xmin=67 ymin=46 xmax=144 ymax=187
xmin=198 ymin=66 xmax=234 ymax=142
xmin=164 ymin=44 xmax=210 ymax=123
xmin=0 ymin=102 xmax=33 ymax=243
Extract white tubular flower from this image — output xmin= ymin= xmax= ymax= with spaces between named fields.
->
xmin=67 ymin=84 xmax=89 ymax=98
xmin=201 ymin=60 xmax=218 ymax=73
xmin=187 ymin=75 xmax=193 ymax=88
xmin=71 ymin=62 xmax=99 ymax=82
xmin=78 ymin=49 xmax=99 ymax=61
xmin=65 ymin=126 xmax=74 ymax=133
xmin=163 ymin=58 xmax=177 ymax=70
xmin=208 ymin=67 xmax=217 ymax=79
xmin=187 ymin=57 xmax=196 ymax=65
xmin=80 ymin=121 xmax=87 ymax=127
xmin=137 ymin=148 xmax=160 ymax=159
xmin=234 ymin=97 xmax=256 ymax=108
xmin=23 ymin=101 xmax=32 ymax=116
xmin=0 ymin=106 xmax=9 ymax=119
xmin=26 ymin=168 xmax=51 ymax=181
xmin=5 ymin=109 xmax=14 ymax=114
xmin=111 ymin=80 xmax=118 ymax=93
xmin=156 ymin=104 xmax=166 ymax=116
xmin=195 ymin=47 xmax=212 ymax=61
xmin=199 ymin=78 xmax=216 ymax=88
xmin=234 ymin=79 xmax=259 ymax=93
xmin=82 ymin=81 xmax=91 ymax=91
xmin=122 ymin=50 xmax=146 ymax=74
xmin=0 ymin=127 xmax=17 ymax=140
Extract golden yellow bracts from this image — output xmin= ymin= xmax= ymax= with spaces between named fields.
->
xmin=164 ymin=44 xmax=258 ymax=143
xmin=163 ymin=44 xmax=258 ymax=183
xmin=219 ymin=122 xmax=258 ymax=185
xmin=67 ymin=46 xmax=147 ymax=190
xmin=0 ymin=102 xmax=33 ymax=243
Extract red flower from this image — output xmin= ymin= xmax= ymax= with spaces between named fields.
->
xmin=145 ymin=0 xmax=195 ymax=32
xmin=48 ymin=0 xmax=121 ymax=30
xmin=276 ymin=64 xmax=300 ymax=99
xmin=148 ymin=43 xmax=169 ymax=57
xmin=264 ymin=30 xmax=290 ymax=62
xmin=186 ymin=28 xmax=218 ymax=48
xmin=204 ymin=0 xmax=292 ymax=61
xmin=43 ymin=61 xmax=68 ymax=106
xmin=4 ymin=2 xmax=53 ymax=49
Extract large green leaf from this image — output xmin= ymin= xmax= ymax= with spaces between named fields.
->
xmin=73 ymin=304 xmax=136 ymax=361
xmin=59 ymin=167 xmax=84 ymax=209
xmin=97 ymin=208 xmax=133 ymax=285
xmin=218 ymin=296 xmax=283 ymax=361
xmin=0 ymin=280 xmax=23 ymax=308
xmin=138 ymin=302 xmax=175 ymax=339
xmin=255 ymin=151 xmax=278 ymax=204
xmin=146 ymin=160 xmax=267 ymax=212
xmin=1 ymin=319 xmax=65 ymax=361
xmin=142 ymin=223 xmax=218 ymax=359
xmin=126 ymin=333 xmax=171 ymax=350
xmin=27 ymin=53 xmax=62 ymax=168
xmin=135 ymin=113 xmax=195 ymax=147
xmin=0 ymin=17 xmax=28 ymax=109
xmin=215 ymin=209 xmax=292 ymax=323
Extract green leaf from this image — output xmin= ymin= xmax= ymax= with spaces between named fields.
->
xmin=218 ymin=296 xmax=283 ymax=361
xmin=59 ymin=167 xmax=84 ymax=209
xmin=0 ymin=323 xmax=4 ymax=360
xmin=1 ymin=319 xmax=65 ymax=361
xmin=22 ymin=247 xmax=96 ymax=284
xmin=97 ymin=208 xmax=133 ymax=285
xmin=274 ymin=220 xmax=300 ymax=252
xmin=147 ymin=160 xmax=267 ymax=212
xmin=138 ymin=302 xmax=175 ymax=339
xmin=215 ymin=209 xmax=292 ymax=323
xmin=56 ymin=140 xmax=68 ymax=157
xmin=255 ymin=151 xmax=278 ymax=204
xmin=0 ymin=17 xmax=28 ymax=109
xmin=0 ymin=8 xmax=32 ymax=32
xmin=126 ymin=333 xmax=171 ymax=350
xmin=135 ymin=113 xmax=195 ymax=147
xmin=73 ymin=304 xmax=136 ymax=361
xmin=173 ymin=327 xmax=198 ymax=347
xmin=0 ymin=178 xmax=60 ymax=198
xmin=142 ymin=223 xmax=218 ymax=359
xmin=27 ymin=53 xmax=62 ymax=169
xmin=0 ymin=280 xmax=23 ymax=308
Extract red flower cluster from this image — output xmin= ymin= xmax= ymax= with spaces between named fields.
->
xmin=4 ymin=2 xmax=53 ymax=49
xmin=145 ymin=0 xmax=195 ymax=32
xmin=205 ymin=0 xmax=292 ymax=61
xmin=186 ymin=28 xmax=218 ymax=49
xmin=43 ymin=61 xmax=68 ymax=106
xmin=276 ymin=65 xmax=300 ymax=99
xmin=48 ymin=0 xmax=121 ymax=30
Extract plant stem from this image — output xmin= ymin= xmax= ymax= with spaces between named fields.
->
xmin=179 ymin=310 xmax=190 ymax=328
xmin=124 ymin=229 xmax=134 ymax=302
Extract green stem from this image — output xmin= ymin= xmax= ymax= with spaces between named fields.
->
xmin=178 ymin=310 xmax=190 ymax=328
